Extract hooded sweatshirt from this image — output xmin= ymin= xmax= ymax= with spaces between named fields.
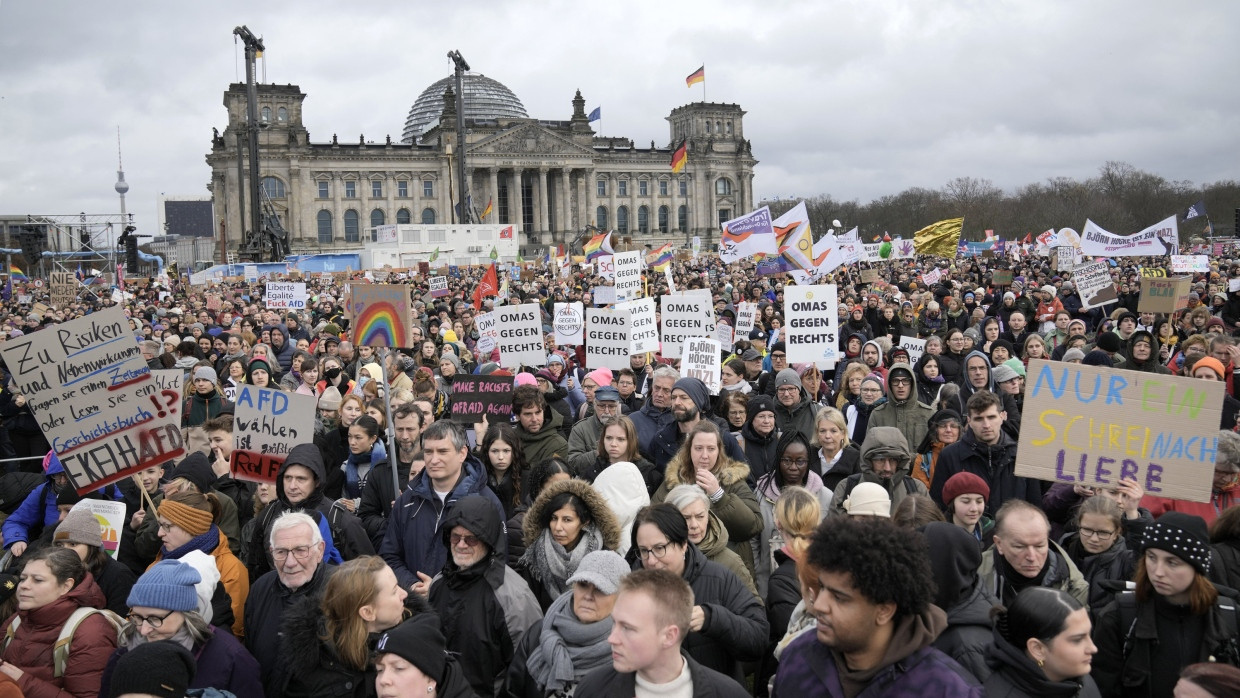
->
xmin=924 ymin=522 xmax=1000 ymax=683
xmin=869 ymin=362 xmax=934 ymax=450
xmin=953 ymin=350 xmax=1022 ymax=434
xmin=244 ymin=443 xmax=344 ymax=580
xmin=830 ymin=425 xmax=928 ymax=517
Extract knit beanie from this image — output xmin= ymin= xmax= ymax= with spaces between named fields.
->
xmin=248 ymin=356 xmax=273 ymax=377
xmin=193 ymin=366 xmax=218 ymax=384
xmin=860 ymin=374 xmax=885 ymax=393
xmin=376 ymin=615 xmax=447 ymax=683
xmin=108 ymin=641 xmax=197 ymax=698
xmin=1062 ymin=347 xmax=1086 ymax=362
xmin=992 ymin=364 xmax=1019 ymax=385
xmin=515 ymin=372 xmax=537 ymax=387
xmin=585 ymin=367 xmax=614 ymax=388
xmin=942 ymin=472 xmax=991 ymax=507
xmin=1002 ymin=357 xmax=1026 ymax=378
xmin=53 ymin=507 xmax=103 ymax=549
xmin=1141 ymin=512 xmax=1212 ymax=576
xmin=318 ymin=388 xmax=343 ymax=411
xmin=843 ymin=482 xmax=891 ymax=517
xmin=1192 ymin=356 xmax=1226 ymax=380
xmin=440 ymin=353 xmax=462 ymax=372
xmin=1082 ymin=350 xmax=1113 ymax=367
xmin=775 ymin=368 xmax=801 ymax=389
xmin=746 ymin=395 xmax=777 ymax=422
xmin=1095 ymin=331 xmax=1122 ymax=353
xmin=168 ymin=452 xmax=215 ymax=494
xmin=127 ymin=560 xmax=202 ymax=612
xmin=159 ymin=498 xmax=213 ymax=536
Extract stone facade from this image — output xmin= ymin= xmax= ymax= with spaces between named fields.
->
xmin=205 ymin=78 xmax=756 ymax=259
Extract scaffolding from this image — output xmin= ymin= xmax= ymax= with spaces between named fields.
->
xmin=10 ymin=213 xmax=162 ymax=300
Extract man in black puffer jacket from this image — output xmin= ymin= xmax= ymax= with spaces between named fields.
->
xmin=923 ymin=521 xmax=1000 ymax=684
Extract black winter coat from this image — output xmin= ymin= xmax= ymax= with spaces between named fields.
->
xmin=1213 ymin=538 xmax=1240 ymax=591
xmin=244 ymin=562 xmax=335 ymax=697
xmin=817 ymin=444 xmax=861 ymax=490
xmin=930 ymin=430 xmax=1041 ymax=519
xmin=983 ymin=629 xmax=1101 ymax=697
xmin=738 ymin=422 xmax=779 ymax=486
xmin=575 ymin=652 xmax=749 ymax=698
xmin=932 ymin=582 xmax=997 ymax=684
xmin=357 ymin=457 xmax=410 ymax=549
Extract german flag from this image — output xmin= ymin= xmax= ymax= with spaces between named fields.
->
xmin=670 ymin=140 xmax=688 ymax=173
xmin=480 ymin=197 xmax=493 ymax=220
xmin=685 ymin=66 xmax=704 ymax=87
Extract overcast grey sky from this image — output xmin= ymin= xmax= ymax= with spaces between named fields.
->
xmin=0 ymin=0 xmax=1235 ymax=237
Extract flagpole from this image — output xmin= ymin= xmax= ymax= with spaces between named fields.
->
xmin=701 ymin=64 xmax=706 ymax=103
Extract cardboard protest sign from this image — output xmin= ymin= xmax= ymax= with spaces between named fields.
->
xmin=554 ymin=302 xmax=585 ymax=346
xmin=230 ymin=385 xmax=317 ymax=484
xmin=898 ymin=336 xmax=926 ymax=364
xmin=1138 ymin=276 xmax=1191 ymax=314
xmin=992 ymin=270 xmax=1013 ymax=286
xmin=206 ymin=294 xmax=222 ymax=311
xmin=593 ymin=285 xmax=616 ymax=306
xmin=716 ymin=323 xmax=734 ymax=352
xmin=735 ymin=302 xmax=757 ymax=335
xmin=449 ymin=374 xmax=514 ymax=423
xmin=619 ymin=298 xmax=659 ymax=354
xmin=860 ymin=269 xmax=882 ymax=285
xmin=0 ymin=306 xmax=185 ymax=492
xmin=265 ymin=282 xmax=307 ymax=309
xmin=70 ymin=499 xmax=127 ymax=559
xmin=659 ymin=294 xmax=715 ymax=360
xmin=150 ymin=369 xmax=184 ymax=397
xmin=1074 ymin=261 xmax=1119 ymax=310
xmin=495 ymin=303 xmax=546 ymax=368
xmin=585 ymin=307 xmax=630 ymax=370
xmin=1171 ymin=255 xmax=1210 ymax=274
xmin=1017 ymin=359 xmax=1222 ymax=502
xmin=429 ymin=276 xmax=450 ymax=298
xmin=475 ymin=311 xmax=498 ymax=355
xmin=348 ymin=284 xmax=415 ymax=347
xmin=613 ymin=251 xmax=643 ymax=302
xmin=50 ymin=271 xmax=76 ymax=308
xmin=244 ymin=265 xmax=258 ymax=282
xmin=784 ymin=285 xmax=839 ymax=363
xmin=1139 ymin=267 xmax=1167 ymax=278
xmin=681 ymin=338 xmax=721 ymax=393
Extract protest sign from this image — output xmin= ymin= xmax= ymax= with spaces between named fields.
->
xmin=1055 ymin=246 xmax=1074 ymax=271
xmin=495 ymin=303 xmax=546 ymax=368
xmin=681 ymin=337 xmax=721 ymax=393
xmin=716 ymin=323 xmax=734 ymax=352
xmin=1080 ymin=217 xmax=1178 ymax=257
xmin=150 ymin=369 xmax=184 ymax=397
xmin=719 ymin=207 xmax=777 ymax=263
xmin=448 ymin=374 xmax=514 ymax=423
xmin=613 ymin=251 xmax=643 ymax=302
xmin=375 ymin=224 xmax=398 ymax=243
xmin=1016 ymin=359 xmax=1222 ymax=502
xmin=1140 ymin=267 xmax=1167 ymax=278
xmin=205 ymin=294 xmax=222 ymax=311
xmin=619 ymin=298 xmax=659 ymax=354
xmin=921 ymin=268 xmax=942 ymax=286
xmin=898 ymin=336 xmax=926 ymax=364
xmin=50 ymin=271 xmax=76 ymax=307
xmin=69 ymin=499 xmax=127 ymax=559
xmin=230 ymin=385 xmax=317 ymax=484
xmin=554 ymin=302 xmax=585 ymax=346
xmin=1138 ymin=276 xmax=1191 ymax=314
xmin=1074 ymin=261 xmax=1119 ymax=310
xmin=784 ymin=285 xmax=839 ymax=363
xmin=860 ymin=269 xmax=882 ymax=285
xmin=243 ymin=265 xmax=258 ymax=282
xmin=660 ymin=294 xmax=715 ymax=359
xmin=585 ymin=307 xmax=630 ymax=370
xmin=429 ymin=276 xmax=450 ymax=298
xmin=1231 ymin=278 xmax=1240 ymax=293
xmin=265 ymin=282 xmax=307 ymax=309
xmin=597 ymin=255 xmax=615 ymax=280
xmin=992 ymin=270 xmax=1013 ymax=286
xmin=593 ymin=285 xmax=616 ymax=306
xmin=664 ymin=266 xmax=676 ymax=294
xmin=0 ymin=306 xmax=185 ymax=492
xmin=735 ymin=302 xmax=757 ymax=335
xmin=348 ymin=284 xmax=415 ymax=347
xmin=1171 ymin=255 xmax=1210 ymax=274
xmin=475 ymin=311 xmax=497 ymax=355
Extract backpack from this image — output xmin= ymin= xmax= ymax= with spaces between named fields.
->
xmin=3 ymin=607 xmax=124 ymax=677
xmin=840 ymin=474 xmax=919 ymax=500
xmin=1113 ymin=585 xmax=1240 ymax=662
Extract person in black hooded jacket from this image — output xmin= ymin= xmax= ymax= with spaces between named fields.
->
xmin=738 ymin=394 xmax=780 ymax=486
xmin=923 ymin=521 xmax=1001 ymax=684
xmin=984 ymin=587 xmax=1101 ymax=698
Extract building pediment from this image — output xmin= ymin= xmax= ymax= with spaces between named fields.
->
xmin=468 ymin=122 xmax=594 ymax=158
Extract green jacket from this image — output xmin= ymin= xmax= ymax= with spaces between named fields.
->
xmin=867 ymin=362 xmax=933 ymax=450
xmin=978 ymin=540 xmax=1089 ymax=607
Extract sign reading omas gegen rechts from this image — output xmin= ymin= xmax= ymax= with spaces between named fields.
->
xmin=783 ymin=285 xmax=839 ymax=363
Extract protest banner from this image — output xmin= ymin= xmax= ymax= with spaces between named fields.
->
xmin=1080 ymin=216 xmax=1178 ymax=257
xmin=898 ymin=336 xmax=926 ymax=364
xmin=1016 ymin=359 xmax=1222 ymax=502
xmin=375 ymin=224 xmax=398 ymax=243
xmin=784 ymin=285 xmax=839 ymax=363
xmin=0 ymin=306 xmax=185 ymax=492
xmin=554 ymin=302 xmax=585 ymax=346
xmin=230 ymin=385 xmax=317 ymax=484
xmin=1074 ymin=261 xmax=1119 ymax=310
xmin=448 ymin=374 xmax=514 ymax=423
xmin=69 ymin=499 xmax=127 ymax=559
xmin=495 ymin=303 xmax=546 ymax=368
xmin=265 ymin=281 xmax=308 ymax=309
xmin=429 ymin=276 xmax=450 ymax=298
xmin=613 ymin=251 xmax=643 ymax=302
xmin=1138 ymin=276 xmax=1191 ymax=314
xmin=719 ymin=207 xmax=777 ymax=263
xmin=659 ymin=294 xmax=715 ymax=359
xmin=1171 ymin=255 xmax=1210 ymax=274
xmin=585 ymin=307 xmax=630 ymax=370
xmin=348 ymin=284 xmax=415 ymax=347
xmin=593 ymin=285 xmax=616 ymax=306
xmin=475 ymin=311 xmax=497 ymax=355
xmin=921 ymin=268 xmax=942 ymax=286
xmin=716 ymin=323 xmax=734 ymax=352
xmin=735 ymin=302 xmax=757 ymax=335
xmin=597 ymin=255 xmax=615 ymax=280
xmin=50 ymin=271 xmax=76 ymax=307
xmin=1055 ymin=246 xmax=1074 ymax=271
xmin=681 ymin=337 xmax=721 ymax=393
xmin=860 ymin=269 xmax=882 ymax=285
xmin=1139 ymin=267 xmax=1167 ymax=278
xmin=150 ymin=369 xmax=184 ymax=397
xmin=619 ymin=298 xmax=659 ymax=354
xmin=205 ymin=294 xmax=222 ymax=311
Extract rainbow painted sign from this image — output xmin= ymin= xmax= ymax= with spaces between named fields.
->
xmin=348 ymin=284 xmax=415 ymax=348
xmin=70 ymin=499 xmax=127 ymax=559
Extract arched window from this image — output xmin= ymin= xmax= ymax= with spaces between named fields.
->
xmin=705 ymin=120 xmax=713 ymax=134
xmin=277 ymin=107 xmax=288 ymax=122
xmin=421 ymin=208 xmax=436 ymax=224
xmin=637 ymin=206 xmax=649 ymax=234
xmin=596 ymin=206 xmax=608 ymax=229
xmin=658 ymin=205 xmax=669 ymax=234
xmin=726 ymin=121 xmax=733 ymax=135
xmin=317 ymin=210 xmax=333 ymax=244
xmin=715 ymin=178 xmax=732 ymax=196
xmin=678 ymin=205 xmax=688 ymax=232
xmin=261 ymin=106 xmax=272 ymax=123
xmin=344 ymin=210 xmax=360 ymax=242
xmin=617 ymin=206 xmax=630 ymax=234
xmin=261 ymin=176 xmax=285 ymax=199
xmin=370 ymin=209 xmax=385 ymax=241
xmin=396 ymin=208 xmax=411 ymax=225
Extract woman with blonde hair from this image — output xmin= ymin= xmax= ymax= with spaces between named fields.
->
xmin=760 ymin=487 xmax=822 ymax=688
xmin=833 ymin=362 xmax=870 ymax=410
xmin=813 ymin=406 xmax=861 ymax=490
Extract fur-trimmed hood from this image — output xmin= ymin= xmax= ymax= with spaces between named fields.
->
xmin=522 ymin=477 xmax=621 ymax=550
xmin=663 ymin=450 xmax=751 ymax=491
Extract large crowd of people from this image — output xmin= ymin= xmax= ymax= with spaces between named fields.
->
xmin=0 ymin=248 xmax=1239 ymax=696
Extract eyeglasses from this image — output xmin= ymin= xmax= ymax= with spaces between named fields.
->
xmin=1079 ymin=527 xmax=1116 ymax=540
xmin=776 ymin=386 xmax=800 ymax=393
xmin=157 ymin=521 xmax=177 ymax=533
xmin=780 ymin=457 xmax=809 ymax=468
xmin=889 ymin=377 xmax=911 ymax=386
xmin=127 ymin=611 xmax=173 ymax=629
xmin=271 ymin=545 xmax=314 ymax=561
xmin=771 ymin=353 xmax=786 ymax=359
xmin=450 ymin=532 xmax=482 ymax=548
xmin=859 ymin=388 xmax=883 ymax=395
xmin=637 ymin=542 xmax=673 ymax=560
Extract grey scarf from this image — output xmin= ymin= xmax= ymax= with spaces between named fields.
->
xmin=525 ymin=588 xmax=614 ymax=692
xmin=521 ymin=525 xmax=604 ymax=598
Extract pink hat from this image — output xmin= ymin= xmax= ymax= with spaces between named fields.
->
xmin=586 ymin=367 xmax=614 ymax=387
xmin=515 ymin=372 xmax=537 ymax=387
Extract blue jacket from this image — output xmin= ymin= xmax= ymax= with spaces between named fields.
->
xmin=2 ymin=453 xmax=121 ymax=548
xmin=630 ymin=398 xmax=675 ymax=460
xmin=378 ymin=452 xmax=506 ymax=589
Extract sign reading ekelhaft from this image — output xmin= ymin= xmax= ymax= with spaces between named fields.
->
xmin=0 ymin=306 xmax=185 ymax=492
xmin=1079 ymin=216 xmax=1179 ymax=257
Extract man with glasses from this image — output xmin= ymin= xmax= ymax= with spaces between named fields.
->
xmin=630 ymin=366 xmax=680 ymax=457
xmin=426 ymin=494 xmax=541 ymax=696
xmin=772 ymin=368 xmax=817 ymax=445
xmin=829 ymin=425 xmax=926 ymax=517
xmin=869 ymin=361 xmax=933 ymax=450
xmin=567 ymin=385 xmax=624 ymax=473
xmin=245 ymin=511 xmax=333 ymax=695
xmin=755 ymin=341 xmax=789 ymax=396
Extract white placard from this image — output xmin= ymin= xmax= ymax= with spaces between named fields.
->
xmin=429 ymin=276 xmax=449 ymax=297
xmin=921 ymin=268 xmax=941 ymax=286
xmin=1075 ymin=260 xmax=1120 ymax=310
xmin=554 ymin=302 xmax=585 ymax=346
xmin=597 ymin=255 xmax=615 ymax=280
xmin=613 ymin=251 xmax=643 ymax=302
xmin=70 ymin=499 xmax=128 ymax=559
xmin=265 ymin=282 xmax=308 ymax=309
xmin=664 ymin=266 xmax=676 ymax=294
xmin=1230 ymin=278 xmax=1240 ymax=293
xmin=585 ymin=307 xmax=631 ymax=370
xmin=375 ymin=224 xmax=398 ymax=243
xmin=495 ymin=303 xmax=546 ymax=368
xmin=244 ymin=265 xmax=258 ymax=282
xmin=593 ymin=285 xmax=616 ymax=306
xmin=898 ymin=336 xmax=926 ymax=365
xmin=619 ymin=298 xmax=659 ymax=355
xmin=660 ymin=294 xmax=716 ymax=360
xmin=1171 ymin=255 xmax=1210 ymax=273
xmin=735 ymin=302 xmax=757 ymax=335
xmin=716 ymin=323 xmax=734 ymax=352
xmin=681 ymin=337 xmax=721 ymax=394
xmin=230 ymin=385 xmax=318 ymax=484
xmin=1056 ymin=246 xmax=1074 ymax=269
xmin=784 ymin=284 xmax=840 ymax=363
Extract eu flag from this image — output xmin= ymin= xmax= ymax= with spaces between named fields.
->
xmin=588 ymin=107 xmax=601 ymax=122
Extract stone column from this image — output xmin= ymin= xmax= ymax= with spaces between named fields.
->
xmin=560 ymin=168 xmax=572 ymax=235
xmin=585 ymin=169 xmax=596 ymax=229
xmin=537 ymin=167 xmax=550 ymax=235
xmin=488 ymin=168 xmax=499 ymax=224
xmin=385 ymin=171 xmax=395 ymax=229
xmin=512 ymin=168 xmax=525 ymax=234
xmin=608 ymin=173 xmax=618 ymax=235
xmin=358 ymin=171 xmax=371 ymax=243
xmin=331 ymin=174 xmax=342 ymax=247
xmin=670 ymin=176 xmax=679 ymax=235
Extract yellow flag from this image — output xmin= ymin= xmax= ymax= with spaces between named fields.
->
xmin=913 ymin=217 xmax=964 ymax=258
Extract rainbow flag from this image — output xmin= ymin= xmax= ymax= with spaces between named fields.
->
xmin=648 ymin=243 xmax=673 ymax=271
xmin=670 ymin=140 xmax=687 ymax=174
xmin=583 ymin=231 xmax=613 ymax=262
xmin=685 ymin=65 xmax=705 ymax=87
xmin=8 ymin=264 xmax=26 ymax=280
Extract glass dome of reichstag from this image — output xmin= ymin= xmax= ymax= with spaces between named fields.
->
xmin=401 ymin=73 xmax=529 ymax=144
